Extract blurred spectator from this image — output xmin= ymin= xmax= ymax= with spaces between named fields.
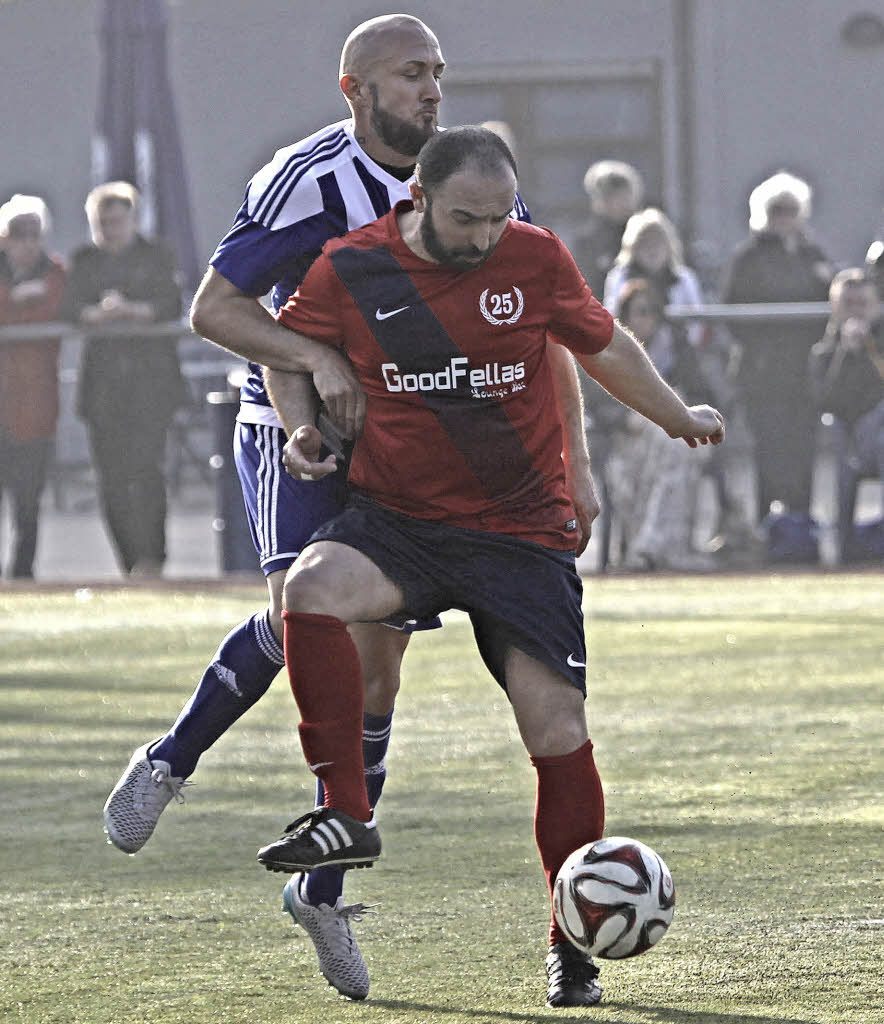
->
xmin=721 ymin=170 xmax=833 ymax=534
xmin=0 ymin=194 xmax=66 ymax=579
xmin=62 ymin=181 xmax=185 ymax=577
xmin=604 ymin=279 xmax=716 ymax=571
xmin=571 ymin=160 xmax=643 ymax=298
xmin=603 ymin=207 xmax=705 ymax=346
xmin=809 ymin=269 xmax=884 ymax=562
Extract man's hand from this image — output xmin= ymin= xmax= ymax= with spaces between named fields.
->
xmin=311 ymin=349 xmax=366 ymax=440
xmin=282 ymin=425 xmax=338 ymax=480
xmin=564 ymin=462 xmax=601 ymax=556
xmin=667 ymin=404 xmax=725 ymax=448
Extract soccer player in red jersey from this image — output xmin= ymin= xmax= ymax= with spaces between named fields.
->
xmin=257 ymin=126 xmax=724 ymax=1007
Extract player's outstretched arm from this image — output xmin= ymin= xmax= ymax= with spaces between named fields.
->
xmin=578 ymin=322 xmax=725 ymax=447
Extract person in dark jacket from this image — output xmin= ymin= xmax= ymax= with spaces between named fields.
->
xmin=721 ymin=170 xmax=833 ymax=527
xmin=62 ymin=181 xmax=185 ymax=576
xmin=809 ymin=268 xmax=884 ymax=560
xmin=570 ymin=160 xmax=644 ymax=299
xmin=0 ymin=194 xmax=66 ymax=578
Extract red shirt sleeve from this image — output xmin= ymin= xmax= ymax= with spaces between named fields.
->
xmin=275 ymin=250 xmax=345 ymax=349
xmin=547 ymin=233 xmax=614 ymax=355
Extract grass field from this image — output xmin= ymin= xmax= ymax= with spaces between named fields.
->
xmin=1 ymin=573 xmax=882 ymax=1024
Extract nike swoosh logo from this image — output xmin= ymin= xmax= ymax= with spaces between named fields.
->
xmin=566 ymin=654 xmax=586 ymax=668
xmin=308 ymin=761 xmax=334 ymax=772
xmin=375 ymin=305 xmax=409 ymax=320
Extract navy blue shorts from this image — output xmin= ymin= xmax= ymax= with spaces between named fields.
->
xmin=308 ymin=494 xmax=587 ymax=694
xmin=234 ymin=424 xmax=440 ymax=633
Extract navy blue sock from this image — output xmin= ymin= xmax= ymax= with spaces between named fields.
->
xmin=303 ymin=707 xmax=394 ymax=906
xmin=150 ymin=611 xmax=285 ymax=778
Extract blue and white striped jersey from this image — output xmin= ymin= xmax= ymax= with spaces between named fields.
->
xmin=211 ymin=118 xmax=531 ymax=426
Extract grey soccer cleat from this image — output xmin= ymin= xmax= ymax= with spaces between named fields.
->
xmin=103 ymin=741 xmax=189 ymax=853
xmin=258 ymin=807 xmax=381 ymax=873
xmin=282 ymin=872 xmax=373 ymax=999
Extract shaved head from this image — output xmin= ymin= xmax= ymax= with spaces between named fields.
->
xmin=340 ymin=14 xmax=439 ymax=77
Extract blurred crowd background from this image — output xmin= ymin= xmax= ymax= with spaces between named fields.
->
xmin=1 ymin=0 xmax=883 ymax=580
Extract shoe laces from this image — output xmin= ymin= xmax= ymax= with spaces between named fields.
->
xmin=336 ymin=901 xmax=379 ymax=925
xmin=147 ymin=767 xmax=191 ymax=806
xmin=319 ymin=901 xmax=378 ymax=957
xmin=281 ymin=807 xmax=331 ymax=838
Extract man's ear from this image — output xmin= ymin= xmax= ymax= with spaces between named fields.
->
xmin=340 ymin=74 xmax=364 ymax=107
xmin=410 ymin=182 xmax=426 ymax=212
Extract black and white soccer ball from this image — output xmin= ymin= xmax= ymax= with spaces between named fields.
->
xmin=553 ymin=836 xmax=676 ymax=959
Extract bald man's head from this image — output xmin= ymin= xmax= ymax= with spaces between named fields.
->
xmin=339 ymin=14 xmax=439 ymax=78
xmin=338 ymin=14 xmax=443 ymax=163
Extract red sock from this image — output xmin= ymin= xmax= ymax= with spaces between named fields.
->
xmin=531 ymin=738 xmax=605 ymax=947
xmin=283 ymin=610 xmax=371 ymax=822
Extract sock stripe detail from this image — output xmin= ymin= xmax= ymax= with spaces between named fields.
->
xmin=253 ymin=611 xmax=285 ymax=666
xmin=362 ymin=724 xmax=392 ymax=741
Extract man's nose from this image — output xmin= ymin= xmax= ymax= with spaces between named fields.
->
xmin=468 ymin=221 xmax=493 ymax=251
xmin=422 ymin=76 xmax=442 ymax=105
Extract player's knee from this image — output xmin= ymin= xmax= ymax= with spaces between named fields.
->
xmin=282 ymin=563 xmax=339 ymax=616
xmin=525 ymin=709 xmax=588 ymax=758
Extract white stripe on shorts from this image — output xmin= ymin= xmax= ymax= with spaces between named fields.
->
xmin=255 ymin=425 xmax=282 ymax=561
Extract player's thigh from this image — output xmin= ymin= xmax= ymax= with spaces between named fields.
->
xmin=348 ymin=622 xmax=410 ymax=714
xmin=285 ymin=540 xmax=405 ymax=622
xmin=505 ymin=645 xmax=588 ymax=758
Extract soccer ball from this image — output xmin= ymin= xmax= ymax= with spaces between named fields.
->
xmin=553 ymin=836 xmax=676 ymax=959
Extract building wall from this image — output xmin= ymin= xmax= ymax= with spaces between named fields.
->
xmin=1 ymin=0 xmax=882 ymax=283
xmin=691 ymin=0 xmax=884 ymax=278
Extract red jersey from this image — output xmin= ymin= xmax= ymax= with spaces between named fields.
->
xmin=277 ymin=202 xmax=613 ymax=549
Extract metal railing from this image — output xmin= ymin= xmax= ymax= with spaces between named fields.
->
xmin=0 ymin=301 xmax=835 ymax=346
xmin=665 ymin=301 xmax=831 ymax=323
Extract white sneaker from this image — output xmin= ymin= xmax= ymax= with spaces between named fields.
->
xmin=282 ymin=872 xmax=373 ymax=1000
xmin=103 ymin=741 xmax=188 ymax=853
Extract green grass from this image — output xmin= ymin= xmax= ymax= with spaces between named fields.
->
xmin=1 ymin=574 xmax=882 ymax=1024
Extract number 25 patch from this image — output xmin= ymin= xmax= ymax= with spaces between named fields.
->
xmin=479 ymin=286 xmax=524 ymax=325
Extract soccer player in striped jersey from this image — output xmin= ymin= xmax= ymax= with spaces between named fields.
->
xmin=102 ymin=15 xmax=594 ymax=1001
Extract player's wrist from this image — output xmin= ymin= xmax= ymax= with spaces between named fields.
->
xmin=663 ymin=403 xmax=694 ymax=438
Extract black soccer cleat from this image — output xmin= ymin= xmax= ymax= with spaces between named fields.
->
xmin=545 ymin=942 xmax=603 ymax=1008
xmin=257 ymin=807 xmax=381 ymax=873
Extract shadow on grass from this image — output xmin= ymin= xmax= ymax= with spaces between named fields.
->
xmin=369 ymin=997 xmax=811 ymax=1024
xmin=0 ymin=670 xmax=188 ymax=694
